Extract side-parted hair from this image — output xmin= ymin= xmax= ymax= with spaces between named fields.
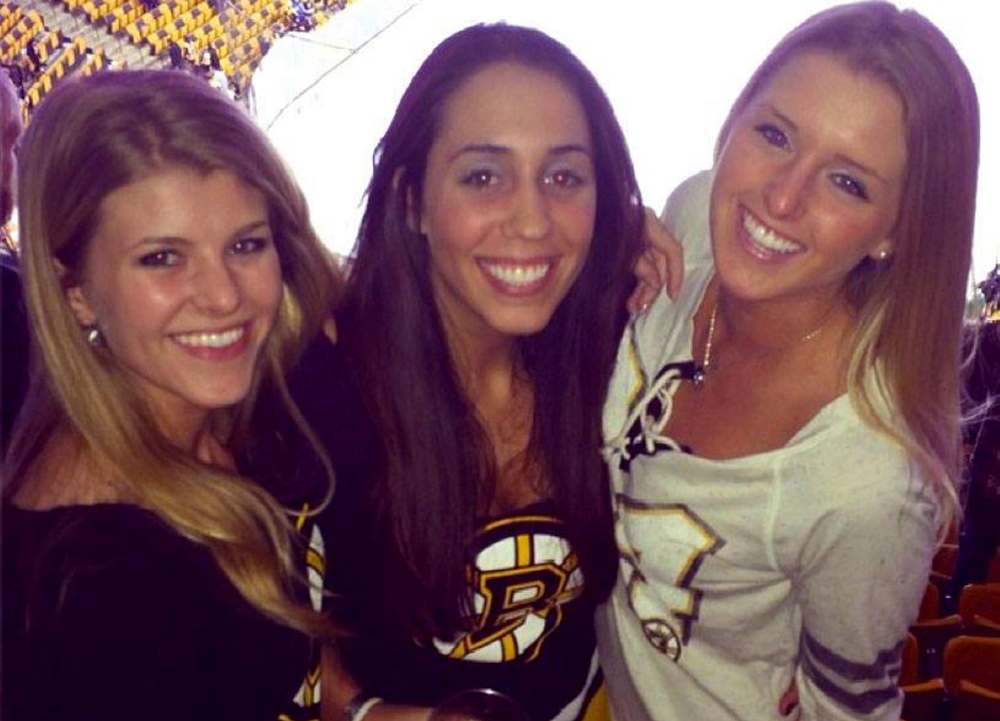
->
xmin=716 ymin=1 xmax=979 ymax=524
xmin=339 ymin=23 xmax=644 ymax=636
xmin=5 ymin=70 xmax=342 ymax=639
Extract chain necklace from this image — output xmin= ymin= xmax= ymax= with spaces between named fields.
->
xmin=691 ymin=299 xmax=828 ymax=390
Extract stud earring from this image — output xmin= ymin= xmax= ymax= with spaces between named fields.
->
xmin=85 ymin=325 xmax=101 ymax=346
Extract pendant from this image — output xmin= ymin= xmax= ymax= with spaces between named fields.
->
xmin=692 ymin=366 xmax=706 ymax=390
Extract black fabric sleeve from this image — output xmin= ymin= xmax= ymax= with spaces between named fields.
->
xmin=3 ymin=508 xmax=206 ymax=721
xmin=40 ymin=557 xmax=199 ymax=721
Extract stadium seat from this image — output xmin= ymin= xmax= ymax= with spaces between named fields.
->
xmin=901 ymin=632 xmax=922 ymax=687
xmin=948 ymin=680 xmax=1000 ymax=721
xmin=901 ymin=678 xmax=948 ymax=721
xmin=921 ymin=582 xmax=944 ymax=621
xmin=944 ymin=635 xmax=1000 ymax=696
xmin=912 ymin=615 xmax=964 ymax=680
xmin=959 ymin=584 xmax=1000 ymax=627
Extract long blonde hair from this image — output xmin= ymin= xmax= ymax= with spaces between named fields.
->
xmin=716 ymin=2 xmax=979 ymax=526
xmin=5 ymin=70 xmax=341 ymax=640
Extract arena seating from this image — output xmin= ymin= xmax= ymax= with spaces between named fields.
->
xmin=902 ymin=582 xmax=1000 ymax=721
xmin=3 ymin=0 xmax=354 ymax=123
xmin=0 ymin=10 xmax=44 ymax=62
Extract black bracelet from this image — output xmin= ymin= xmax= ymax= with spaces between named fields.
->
xmin=344 ymin=690 xmax=383 ymax=721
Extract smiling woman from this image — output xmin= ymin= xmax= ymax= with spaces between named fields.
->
xmin=419 ymin=61 xmax=598 ymax=343
xmin=1 ymin=70 xmax=342 ymax=721
xmin=598 ymin=3 xmax=979 ymax=720
xmin=65 ymin=167 xmax=283 ymax=437
xmin=265 ymin=22 xmax=645 ymax=721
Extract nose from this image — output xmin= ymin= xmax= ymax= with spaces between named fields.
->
xmin=505 ymin=181 xmax=552 ymax=240
xmin=191 ymin=257 xmax=240 ymax=315
xmin=764 ymin=160 xmax=811 ymax=219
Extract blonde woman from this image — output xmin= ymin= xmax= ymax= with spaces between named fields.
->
xmin=599 ymin=2 xmax=978 ymax=720
xmin=2 ymin=70 xmax=340 ymax=721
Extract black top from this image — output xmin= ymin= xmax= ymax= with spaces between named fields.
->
xmin=285 ymin=335 xmax=602 ymax=721
xmin=1 ymin=501 xmax=324 ymax=721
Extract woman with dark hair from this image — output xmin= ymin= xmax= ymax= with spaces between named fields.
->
xmin=599 ymin=2 xmax=978 ymax=719
xmin=282 ymin=22 xmax=646 ymax=721
xmin=2 ymin=70 xmax=341 ymax=721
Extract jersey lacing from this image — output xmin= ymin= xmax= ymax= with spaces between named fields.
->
xmin=604 ymin=357 xmax=695 ymax=474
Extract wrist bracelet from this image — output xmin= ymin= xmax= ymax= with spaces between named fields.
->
xmin=345 ymin=690 xmax=384 ymax=721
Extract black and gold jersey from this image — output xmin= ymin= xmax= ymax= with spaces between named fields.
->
xmin=293 ymin=335 xmax=603 ymax=721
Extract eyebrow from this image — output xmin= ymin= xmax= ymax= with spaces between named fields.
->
xmin=448 ymin=142 xmax=592 ymax=162
xmin=765 ymin=104 xmax=887 ymax=182
xmin=132 ymin=220 xmax=271 ymax=248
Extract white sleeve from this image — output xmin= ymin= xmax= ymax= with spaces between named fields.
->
xmin=788 ymin=449 xmax=937 ymax=721
xmin=660 ymin=170 xmax=715 ymax=271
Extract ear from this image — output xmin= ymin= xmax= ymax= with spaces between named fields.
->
xmin=65 ymin=284 xmax=98 ymax=328
xmin=392 ymin=166 xmax=423 ymax=234
xmin=868 ymin=239 xmax=894 ymax=261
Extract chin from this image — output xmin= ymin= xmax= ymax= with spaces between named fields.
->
xmin=190 ymin=382 xmax=257 ymax=410
xmin=491 ymin=310 xmax=560 ymax=338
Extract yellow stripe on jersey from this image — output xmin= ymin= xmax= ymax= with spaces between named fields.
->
xmin=305 ymin=548 xmax=325 ymax=576
xmin=515 ymin=533 xmax=532 ymax=567
xmin=581 ymin=685 xmax=612 ymax=721
xmin=501 ymin=632 xmax=518 ymax=662
xmin=293 ymin=503 xmax=311 ymax=532
xmin=481 ymin=514 xmax=558 ymax=533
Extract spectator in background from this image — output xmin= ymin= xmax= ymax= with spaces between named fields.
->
xmin=1 ymin=64 xmax=25 ymax=101
xmin=1 ymin=68 xmax=28 ymax=453
xmin=952 ymin=267 xmax=1000 ymax=597
xmin=1 ymin=68 xmax=20 ymax=244
xmin=168 ymin=41 xmax=185 ymax=69
xmin=24 ymin=41 xmax=41 ymax=76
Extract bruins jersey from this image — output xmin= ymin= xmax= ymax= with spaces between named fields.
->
xmin=328 ymin=499 xmax=602 ymax=721
xmin=288 ymin=336 xmax=603 ymax=721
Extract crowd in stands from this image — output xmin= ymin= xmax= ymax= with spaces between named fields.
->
xmin=1 ymin=3 xmax=108 ymax=112
xmin=1 ymin=0 xmax=352 ymax=118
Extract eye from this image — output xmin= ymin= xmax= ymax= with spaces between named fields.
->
xmin=755 ymin=123 xmax=790 ymax=150
xmin=137 ymin=249 xmax=181 ymax=267
xmin=830 ymin=172 xmax=869 ymax=201
xmin=461 ymin=168 xmax=499 ymax=188
xmin=230 ymin=236 xmax=271 ymax=255
xmin=546 ymin=168 xmax=587 ymax=189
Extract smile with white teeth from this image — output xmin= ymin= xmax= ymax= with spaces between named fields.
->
xmin=743 ymin=211 xmax=803 ymax=254
xmin=174 ymin=325 xmax=246 ymax=348
xmin=480 ymin=260 xmax=551 ymax=287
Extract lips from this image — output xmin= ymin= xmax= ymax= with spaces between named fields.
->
xmin=741 ymin=208 xmax=804 ymax=259
xmin=478 ymin=258 xmax=555 ymax=294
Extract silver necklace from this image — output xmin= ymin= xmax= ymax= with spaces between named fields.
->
xmin=691 ymin=300 xmax=827 ymax=390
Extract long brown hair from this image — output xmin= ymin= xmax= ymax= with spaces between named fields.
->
xmin=6 ymin=70 xmax=342 ymax=639
xmin=339 ymin=23 xmax=644 ymax=636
